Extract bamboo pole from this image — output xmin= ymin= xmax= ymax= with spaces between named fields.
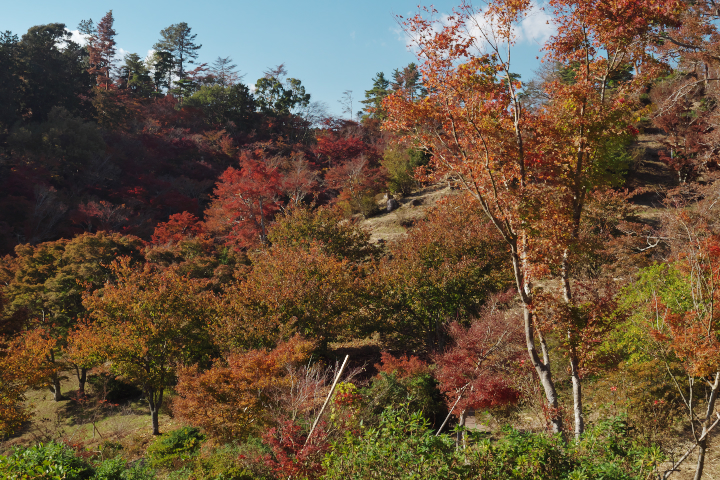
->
xmin=436 ymin=382 xmax=470 ymax=436
xmin=305 ymin=355 xmax=349 ymax=446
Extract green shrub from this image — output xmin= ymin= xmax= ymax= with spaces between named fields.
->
xmin=92 ymin=457 xmax=155 ymax=480
xmin=568 ymin=416 xmax=664 ymax=480
xmin=146 ymin=426 xmax=205 ymax=469
xmin=323 ymin=410 xmax=663 ymax=480
xmin=466 ymin=417 xmax=663 ymax=480
xmin=468 ymin=427 xmax=572 ymax=480
xmin=0 ymin=441 xmax=158 ymax=480
xmin=381 ymin=146 xmax=428 ymax=195
xmin=0 ymin=442 xmax=94 ymax=480
xmin=187 ymin=442 xmax=273 ymax=480
xmin=323 ymin=406 xmax=470 ymax=480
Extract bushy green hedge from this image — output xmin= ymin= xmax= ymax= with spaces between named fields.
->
xmin=0 ymin=442 xmax=155 ymax=480
xmin=0 ymin=442 xmax=94 ymax=480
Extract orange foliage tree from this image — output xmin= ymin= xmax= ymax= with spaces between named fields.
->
xmin=173 ymin=335 xmax=315 ymax=440
xmin=0 ymin=328 xmax=59 ymax=436
xmin=70 ymin=260 xmax=216 ymax=434
xmin=214 ymin=243 xmax=364 ymax=351
xmin=4 ymin=233 xmax=144 ymax=398
xmin=383 ymin=1 xmax=670 ymax=436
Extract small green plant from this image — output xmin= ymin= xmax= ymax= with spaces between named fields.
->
xmin=0 ymin=442 xmax=94 ymax=480
xmin=187 ymin=442 xmax=272 ymax=480
xmin=466 ymin=417 xmax=663 ymax=480
xmin=146 ymin=426 xmax=205 ymax=469
xmin=92 ymin=457 xmax=155 ymax=480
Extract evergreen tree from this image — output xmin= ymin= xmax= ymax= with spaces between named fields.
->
xmin=254 ymin=64 xmax=310 ymax=116
xmin=17 ymin=24 xmax=91 ymax=122
xmin=0 ymin=31 xmax=21 ymax=129
xmin=361 ymin=72 xmax=390 ymax=120
xmin=148 ymin=50 xmax=175 ymax=93
xmin=391 ymin=63 xmax=426 ymax=102
xmin=119 ymin=53 xmax=154 ymax=97
xmin=153 ymin=22 xmax=201 ymax=84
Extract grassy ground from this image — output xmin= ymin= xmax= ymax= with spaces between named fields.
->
xmin=361 ymin=183 xmax=459 ymax=244
xmin=2 ymin=370 xmax=178 ymax=459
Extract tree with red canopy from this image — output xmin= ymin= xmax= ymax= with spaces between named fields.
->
xmin=204 ymin=150 xmax=282 ymax=248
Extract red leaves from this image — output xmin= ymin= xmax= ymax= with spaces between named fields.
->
xmin=73 ymin=200 xmax=131 ymax=233
xmin=262 ymin=418 xmax=330 ymax=480
xmin=204 ymin=150 xmax=282 ymax=248
xmin=433 ymin=294 xmax=523 ymax=412
xmin=325 ymin=156 xmax=386 ymax=216
xmin=314 ymin=131 xmax=368 ymax=167
xmin=151 ymin=212 xmax=205 ymax=245
xmin=376 ymin=352 xmax=430 ymax=379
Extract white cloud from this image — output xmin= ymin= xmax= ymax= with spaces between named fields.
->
xmin=115 ymin=47 xmax=129 ymax=64
xmin=65 ymin=29 xmax=89 ymax=47
xmin=517 ymin=3 xmax=555 ymax=45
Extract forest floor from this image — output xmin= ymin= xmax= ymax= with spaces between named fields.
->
xmin=3 ymin=372 xmax=175 ymax=459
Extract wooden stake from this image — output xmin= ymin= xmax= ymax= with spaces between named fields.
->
xmin=305 ymin=355 xmax=349 ymax=446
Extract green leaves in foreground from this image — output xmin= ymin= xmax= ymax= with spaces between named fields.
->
xmin=323 ymin=408 xmax=663 ymax=480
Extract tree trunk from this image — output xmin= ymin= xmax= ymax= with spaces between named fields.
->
xmin=151 ymin=407 xmax=160 ymax=436
xmin=512 ymin=248 xmax=564 ymax=435
xmin=52 ymin=373 xmax=62 ymax=401
xmin=456 ymin=410 xmax=466 ymax=449
xmin=522 ymin=304 xmax=563 ymax=434
xmin=561 ymin=250 xmax=584 ymax=439
xmin=570 ymin=354 xmax=584 ymax=441
xmin=147 ymin=387 xmax=164 ymax=435
xmin=74 ymin=366 xmax=87 ymax=395
xmin=48 ymin=349 xmax=62 ymax=401
xmin=693 ymin=372 xmax=720 ymax=480
xmin=79 ymin=368 xmax=87 ymax=395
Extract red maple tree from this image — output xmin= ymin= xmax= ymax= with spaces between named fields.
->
xmin=204 ymin=150 xmax=282 ymax=248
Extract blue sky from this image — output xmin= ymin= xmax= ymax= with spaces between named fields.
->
xmin=5 ymin=1 xmax=552 ymax=117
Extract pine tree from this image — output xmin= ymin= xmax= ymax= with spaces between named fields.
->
xmin=361 ymin=72 xmax=390 ymax=120
xmin=153 ymin=22 xmax=201 ymax=84
xmin=391 ymin=63 xmax=425 ymax=102
xmin=119 ymin=53 xmax=153 ymax=97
